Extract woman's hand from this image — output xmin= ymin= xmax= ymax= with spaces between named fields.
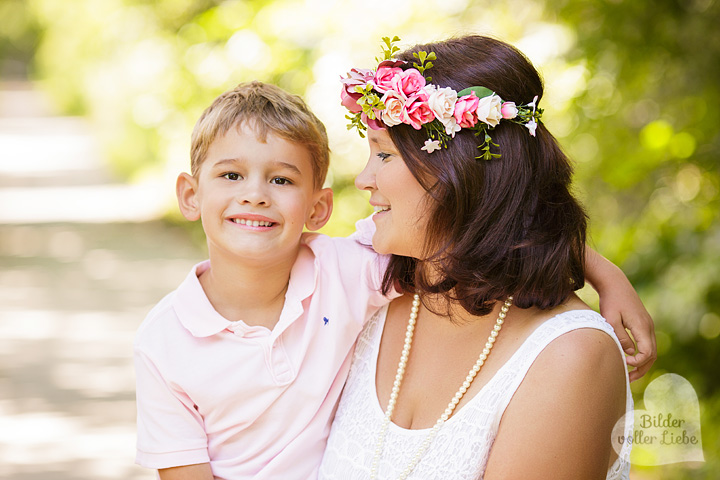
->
xmin=584 ymin=248 xmax=657 ymax=381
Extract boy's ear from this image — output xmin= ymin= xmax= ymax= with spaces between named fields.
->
xmin=305 ymin=188 xmax=333 ymax=231
xmin=176 ymin=172 xmax=201 ymax=221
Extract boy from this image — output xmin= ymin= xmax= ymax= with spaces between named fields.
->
xmin=134 ymin=82 xmax=389 ymax=479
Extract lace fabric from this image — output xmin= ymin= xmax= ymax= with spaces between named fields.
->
xmin=319 ymin=307 xmax=633 ymax=480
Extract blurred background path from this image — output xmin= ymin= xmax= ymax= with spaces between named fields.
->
xmin=0 ymin=81 xmax=203 ymax=479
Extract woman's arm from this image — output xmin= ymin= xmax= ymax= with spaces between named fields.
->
xmin=159 ymin=463 xmax=214 ymax=480
xmin=585 ymin=247 xmax=657 ymax=381
xmin=484 ymin=328 xmax=626 ymax=479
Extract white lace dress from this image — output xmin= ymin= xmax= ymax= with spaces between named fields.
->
xmin=319 ymin=307 xmax=633 ymax=480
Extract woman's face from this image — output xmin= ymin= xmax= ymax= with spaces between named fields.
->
xmin=355 ymin=128 xmax=435 ymax=258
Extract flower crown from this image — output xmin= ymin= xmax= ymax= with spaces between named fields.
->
xmin=340 ymin=36 xmax=543 ymax=160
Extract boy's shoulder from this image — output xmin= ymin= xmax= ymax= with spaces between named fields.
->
xmin=134 ymin=288 xmax=180 ymax=350
xmin=133 ymin=290 xmax=179 ymax=358
xmin=300 ymin=215 xmax=377 ymax=255
xmin=134 ymin=261 xmax=208 ymax=349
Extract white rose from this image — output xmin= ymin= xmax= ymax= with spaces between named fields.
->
xmin=426 ymin=86 xmax=461 ymax=136
xmin=441 ymin=116 xmax=461 ymax=137
xmin=476 ymin=94 xmax=503 ymax=127
xmin=426 ymin=86 xmax=457 ymax=122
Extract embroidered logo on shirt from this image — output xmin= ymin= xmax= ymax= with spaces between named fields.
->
xmin=323 ymin=316 xmax=329 ymax=325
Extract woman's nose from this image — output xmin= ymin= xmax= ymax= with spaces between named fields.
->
xmin=354 ymin=158 xmax=376 ymax=192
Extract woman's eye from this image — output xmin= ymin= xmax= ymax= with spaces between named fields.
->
xmin=222 ymin=172 xmax=241 ymax=181
xmin=271 ymin=177 xmax=292 ymax=185
xmin=377 ymin=152 xmax=391 ymax=161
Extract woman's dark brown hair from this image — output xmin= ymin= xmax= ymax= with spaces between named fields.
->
xmin=381 ymin=35 xmax=587 ymax=316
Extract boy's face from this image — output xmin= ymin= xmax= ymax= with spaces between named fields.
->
xmin=178 ymin=122 xmax=331 ymax=266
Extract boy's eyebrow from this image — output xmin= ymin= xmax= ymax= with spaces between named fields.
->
xmin=270 ymin=161 xmax=303 ymax=175
xmin=213 ymin=158 xmax=303 ymax=175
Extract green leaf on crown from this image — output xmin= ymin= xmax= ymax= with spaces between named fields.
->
xmin=457 ymin=86 xmax=495 ymax=99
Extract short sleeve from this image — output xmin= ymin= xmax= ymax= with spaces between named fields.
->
xmin=347 ymin=214 xmax=376 ymax=246
xmin=134 ymin=347 xmax=210 ymax=468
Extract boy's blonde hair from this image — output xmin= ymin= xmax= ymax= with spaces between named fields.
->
xmin=190 ymin=81 xmax=330 ymax=189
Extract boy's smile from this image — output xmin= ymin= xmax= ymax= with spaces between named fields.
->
xmin=227 ymin=213 xmax=276 ymax=228
xmin=177 ymin=122 xmax=332 ymax=268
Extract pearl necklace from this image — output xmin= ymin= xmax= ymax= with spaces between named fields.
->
xmin=370 ymin=294 xmax=513 ymax=480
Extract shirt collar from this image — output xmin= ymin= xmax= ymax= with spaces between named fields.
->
xmin=174 ymin=244 xmax=319 ymax=338
xmin=173 ymin=261 xmax=232 ymax=337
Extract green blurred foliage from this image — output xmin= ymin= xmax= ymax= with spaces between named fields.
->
xmin=2 ymin=0 xmax=718 ymax=477
xmin=547 ymin=1 xmax=720 ymax=477
xmin=0 ymin=0 xmax=42 ymax=79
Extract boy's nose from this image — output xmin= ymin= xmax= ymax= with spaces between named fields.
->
xmin=237 ymin=180 xmax=269 ymax=206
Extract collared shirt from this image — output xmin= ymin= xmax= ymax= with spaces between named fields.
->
xmin=134 ymin=227 xmax=390 ymax=480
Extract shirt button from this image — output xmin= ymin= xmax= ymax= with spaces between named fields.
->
xmin=227 ymin=322 xmax=245 ymax=336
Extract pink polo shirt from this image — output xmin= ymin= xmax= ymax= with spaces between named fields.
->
xmin=134 ymin=228 xmax=390 ymax=479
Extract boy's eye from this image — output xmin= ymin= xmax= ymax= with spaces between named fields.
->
xmin=270 ymin=177 xmax=292 ymax=185
xmin=377 ymin=152 xmax=391 ymax=161
xmin=222 ymin=172 xmax=241 ymax=181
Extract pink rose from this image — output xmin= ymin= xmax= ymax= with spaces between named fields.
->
xmin=501 ymin=101 xmax=518 ymax=119
xmin=340 ymin=88 xmax=362 ymax=112
xmin=401 ymin=95 xmax=435 ymax=130
xmin=340 ymin=68 xmax=374 ymax=112
xmin=391 ymin=68 xmax=426 ymax=97
xmin=373 ymin=66 xmax=404 ymax=93
xmin=454 ymin=93 xmax=480 ymax=128
xmin=362 ymin=111 xmax=385 ymax=131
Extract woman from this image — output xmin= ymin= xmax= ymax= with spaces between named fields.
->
xmin=319 ymin=35 xmax=642 ymax=479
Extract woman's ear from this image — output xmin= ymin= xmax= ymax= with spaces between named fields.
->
xmin=176 ymin=172 xmax=201 ymax=221
xmin=305 ymin=188 xmax=334 ymax=231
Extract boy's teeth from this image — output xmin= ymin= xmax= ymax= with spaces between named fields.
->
xmin=233 ymin=219 xmax=272 ymax=227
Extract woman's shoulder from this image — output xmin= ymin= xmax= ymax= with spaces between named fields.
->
xmin=537 ymin=317 xmax=622 ymax=372
xmin=527 ymin=294 xmax=616 ymax=340
xmin=519 ymin=300 xmax=627 ymax=392
xmin=534 ymin=300 xmax=620 ymax=354
xmin=510 ymin=297 xmax=626 ymax=389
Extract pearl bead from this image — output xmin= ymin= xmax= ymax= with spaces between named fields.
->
xmin=369 ymin=294 xmax=513 ymax=480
